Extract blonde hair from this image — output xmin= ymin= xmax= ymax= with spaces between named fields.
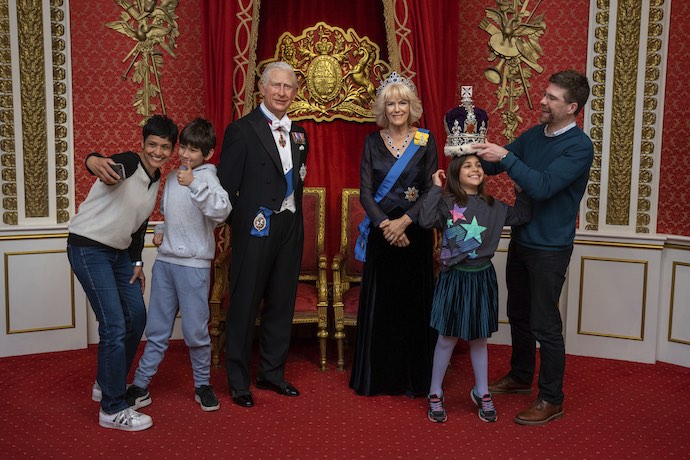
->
xmin=371 ymin=83 xmax=423 ymax=128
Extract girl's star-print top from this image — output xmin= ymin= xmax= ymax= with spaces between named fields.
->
xmin=419 ymin=185 xmax=531 ymax=269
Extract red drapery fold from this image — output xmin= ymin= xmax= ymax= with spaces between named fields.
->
xmin=402 ymin=1 xmax=462 ymax=168
xmin=200 ymin=0 xmax=462 ymax=258
xmin=200 ymin=0 xmax=243 ymax=159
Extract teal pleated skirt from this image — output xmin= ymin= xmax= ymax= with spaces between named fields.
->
xmin=430 ymin=263 xmax=498 ymax=340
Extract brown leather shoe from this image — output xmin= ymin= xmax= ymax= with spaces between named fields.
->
xmin=514 ymin=399 xmax=563 ymax=426
xmin=488 ymin=373 xmax=533 ymax=394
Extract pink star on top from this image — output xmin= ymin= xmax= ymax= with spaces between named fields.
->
xmin=451 ymin=204 xmax=467 ymax=222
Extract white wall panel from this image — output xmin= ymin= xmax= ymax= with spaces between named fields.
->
xmin=565 ymin=235 xmax=663 ymax=364
xmin=657 ymin=239 xmax=690 ymax=367
xmin=0 ymin=232 xmax=87 ymax=357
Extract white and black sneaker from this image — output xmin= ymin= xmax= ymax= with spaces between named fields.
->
xmin=195 ymin=385 xmax=220 ymax=412
xmin=126 ymin=384 xmax=152 ymax=410
xmin=99 ymin=408 xmax=153 ymax=431
xmin=92 ymin=381 xmax=102 ymax=402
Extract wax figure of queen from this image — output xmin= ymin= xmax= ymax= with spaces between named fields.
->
xmin=217 ymin=62 xmax=308 ymax=408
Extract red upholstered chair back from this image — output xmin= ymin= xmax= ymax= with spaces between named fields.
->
xmin=340 ymin=188 xmax=365 ymax=281
xmin=300 ymin=187 xmax=325 ymax=279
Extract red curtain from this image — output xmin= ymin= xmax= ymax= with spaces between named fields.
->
xmin=199 ymin=0 xmax=243 ymax=157
xmin=200 ymin=0 xmax=461 ymax=259
xmin=404 ymin=1 xmax=462 ymax=169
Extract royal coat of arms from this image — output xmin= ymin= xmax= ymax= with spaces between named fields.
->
xmin=256 ymin=22 xmax=392 ymax=123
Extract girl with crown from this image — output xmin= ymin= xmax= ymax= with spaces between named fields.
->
xmin=349 ymin=72 xmax=438 ymax=397
xmin=418 ymin=115 xmax=531 ymax=422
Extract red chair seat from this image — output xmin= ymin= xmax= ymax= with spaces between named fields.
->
xmin=294 ymin=283 xmax=319 ymax=313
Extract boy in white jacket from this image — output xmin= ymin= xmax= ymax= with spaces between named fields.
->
xmin=129 ymin=118 xmax=231 ymax=411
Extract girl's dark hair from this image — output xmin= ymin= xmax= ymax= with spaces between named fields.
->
xmin=444 ymin=154 xmax=494 ymax=206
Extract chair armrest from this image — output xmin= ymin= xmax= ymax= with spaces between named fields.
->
xmin=331 ymin=252 xmax=345 ymax=304
xmin=317 ymin=252 xmax=328 ymax=304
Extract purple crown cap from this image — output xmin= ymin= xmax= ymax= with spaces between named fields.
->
xmin=444 ymin=86 xmax=489 ymax=157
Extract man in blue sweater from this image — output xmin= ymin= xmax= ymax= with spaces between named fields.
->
xmin=475 ymin=70 xmax=593 ymax=426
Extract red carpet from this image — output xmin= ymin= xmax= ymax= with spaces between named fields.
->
xmin=1 ymin=338 xmax=688 ymax=459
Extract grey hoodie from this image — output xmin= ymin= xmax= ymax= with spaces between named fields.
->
xmin=155 ymin=163 xmax=231 ymax=268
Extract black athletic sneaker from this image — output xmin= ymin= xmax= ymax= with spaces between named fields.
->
xmin=195 ymin=385 xmax=220 ymax=412
xmin=471 ymin=388 xmax=497 ymax=422
xmin=125 ymin=384 xmax=151 ymax=410
xmin=427 ymin=394 xmax=448 ymax=423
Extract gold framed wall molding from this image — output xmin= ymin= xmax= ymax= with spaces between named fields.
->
xmin=0 ymin=0 xmax=72 ymax=227
xmin=5 ymin=249 xmax=76 ymax=334
xmin=584 ymin=0 xmax=668 ymax=234
xmin=577 ymin=255 xmax=648 ymax=341
xmin=668 ymin=261 xmax=690 ymax=346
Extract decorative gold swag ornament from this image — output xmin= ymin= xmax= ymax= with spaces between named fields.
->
xmin=480 ymin=0 xmax=546 ymax=142
xmin=256 ymin=22 xmax=392 ymax=123
xmin=106 ymin=0 xmax=179 ymax=125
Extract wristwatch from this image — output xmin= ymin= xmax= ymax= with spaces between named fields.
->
xmin=132 ymin=261 xmax=144 ymax=267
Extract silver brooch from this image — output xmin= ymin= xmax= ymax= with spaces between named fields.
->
xmin=404 ymin=186 xmax=419 ymax=202
xmin=299 ymin=163 xmax=307 ymax=181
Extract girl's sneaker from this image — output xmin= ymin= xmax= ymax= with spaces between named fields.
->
xmin=471 ymin=388 xmax=497 ymax=422
xmin=99 ymin=407 xmax=153 ymax=431
xmin=427 ymin=394 xmax=448 ymax=423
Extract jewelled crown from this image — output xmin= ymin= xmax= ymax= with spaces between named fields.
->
xmin=376 ymin=71 xmax=417 ymax=96
xmin=444 ymin=86 xmax=488 ymax=157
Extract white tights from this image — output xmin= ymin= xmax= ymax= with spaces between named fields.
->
xmin=429 ymin=335 xmax=489 ymax=397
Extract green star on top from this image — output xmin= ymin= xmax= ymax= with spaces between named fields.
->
xmin=461 ymin=216 xmax=487 ymax=243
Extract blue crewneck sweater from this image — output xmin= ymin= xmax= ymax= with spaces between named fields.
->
xmin=482 ymin=124 xmax=594 ymax=250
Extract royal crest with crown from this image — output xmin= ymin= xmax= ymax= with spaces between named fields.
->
xmin=444 ymin=86 xmax=489 ymax=157
xmin=255 ymin=22 xmax=392 ymax=123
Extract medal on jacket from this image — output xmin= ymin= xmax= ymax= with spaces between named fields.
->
xmin=251 ymin=207 xmax=273 ymax=237
xmin=279 ymin=132 xmax=286 ymax=148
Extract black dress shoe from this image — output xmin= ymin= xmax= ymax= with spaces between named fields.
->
xmin=231 ymin=392 xmax=254 ymax=407
xmin=256 ymin=380 xmax=300 ymax=397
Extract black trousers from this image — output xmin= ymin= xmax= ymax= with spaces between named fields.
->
xmin=505 ymin=241 xmax=573 ymax=405
xmin=225 ymin=210 xmax=303 ymax=395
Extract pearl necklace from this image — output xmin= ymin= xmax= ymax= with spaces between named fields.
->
xmin=386 ymin=129 xmax=411 ymax=158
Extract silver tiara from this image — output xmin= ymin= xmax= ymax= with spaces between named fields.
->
xmin=376 ymin=71 xmax=417 ymax=96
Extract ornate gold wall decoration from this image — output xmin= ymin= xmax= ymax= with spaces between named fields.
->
xmin=382 ymin=0 xmax=410 ymax=80
xmin=51 ymin=0 xmax=70 ymax=224
xmin=0 ymin=0 xmax=17 ymax=225
xmin=586 ymin=0 xmax=609 ymax=231
xmin=637 ymin=0 xmax=665 ymax=233
xmin=480 ymin=0 xmax=546 ymax=142
xmin=18 ymin=0 xmax=49 ymax=219
xmin=233 ymin=0 xmax=260 ymax=119
xmin=255 ymin=22 xmax=391 ymax=123
xmin=606 ymin=0 xmax=642 ymax=226
xmin=106 ymin=0 xmax=179 ymax=124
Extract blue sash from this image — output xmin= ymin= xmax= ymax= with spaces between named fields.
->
xmin=354 ymin=128 xmax=429 ymax=262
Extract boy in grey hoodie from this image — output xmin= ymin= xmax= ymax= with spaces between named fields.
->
xmin=129 ymin=118 xmax=231 ymax=411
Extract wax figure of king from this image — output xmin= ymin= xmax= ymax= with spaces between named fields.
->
xmin=217 ymin=62 xmax=308 ymax=408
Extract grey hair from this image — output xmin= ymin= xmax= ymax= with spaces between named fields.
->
xmin=260 ymin=62 xmax=298 ymax=87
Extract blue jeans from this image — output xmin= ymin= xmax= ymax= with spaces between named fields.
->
xmin=505 ymin=241 xmax=572 ymax=405
xmin=67 ymin=244 xmax=146 ymax=414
